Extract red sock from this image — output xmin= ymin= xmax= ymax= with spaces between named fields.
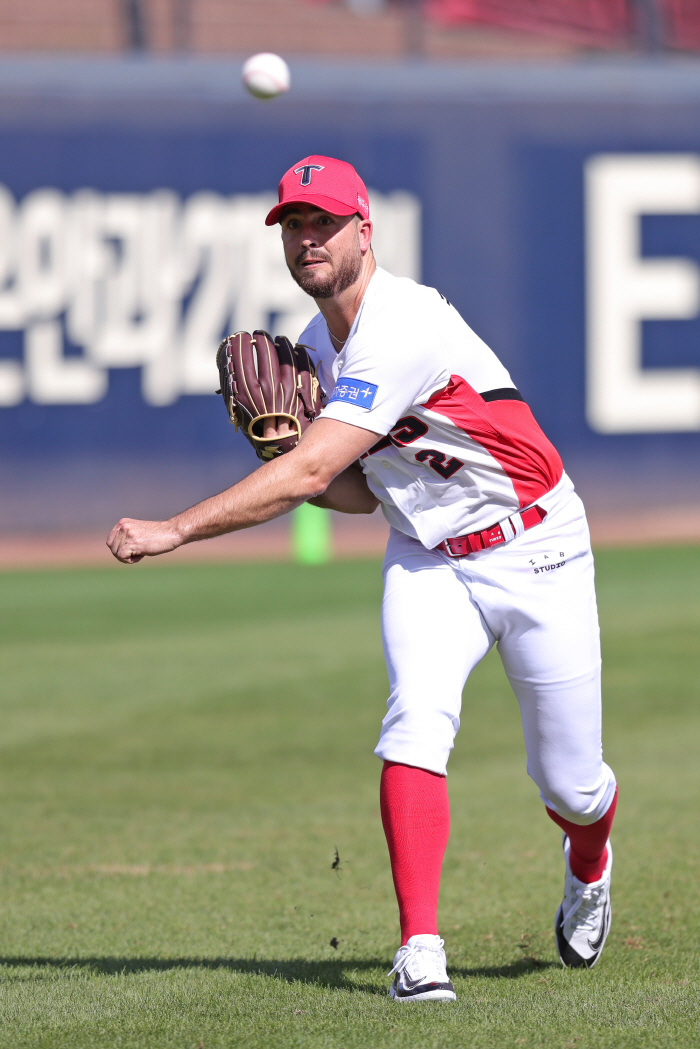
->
xmin=380 ymin=760 xmax=450 ymax=946
xmin=546 ymin=788 xmax=618 ymax=883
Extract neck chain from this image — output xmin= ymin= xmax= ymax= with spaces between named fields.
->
xmin=326 ymin=322 xmax=347 ymax=349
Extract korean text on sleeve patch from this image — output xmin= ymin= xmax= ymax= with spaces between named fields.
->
xmin=328 ymin=378 xmax=378 ymax=409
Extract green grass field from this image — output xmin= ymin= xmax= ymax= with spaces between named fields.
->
xmin=0 ymin=546 xmax=698 ymax=1048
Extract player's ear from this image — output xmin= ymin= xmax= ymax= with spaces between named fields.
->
xmin=358 ymin=216 xmax=373 ymax=253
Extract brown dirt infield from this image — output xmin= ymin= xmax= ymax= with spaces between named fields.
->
xmin=0 ymin=513 xmax=388 ymax=570
xmin=1 ymin=505 xmax=699 ymax=571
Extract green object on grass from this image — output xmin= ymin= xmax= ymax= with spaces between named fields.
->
xmin=0 ymin=548 xmax=698 ymax=1047
xmin=292 ymin=502 xmax=332 ymax=564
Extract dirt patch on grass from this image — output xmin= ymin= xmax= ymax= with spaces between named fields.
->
xmin=1 ymin=506 xmax=699 ymax=569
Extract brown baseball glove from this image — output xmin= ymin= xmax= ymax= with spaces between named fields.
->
xmin=216 ymin=330 xmax=324 ymax=460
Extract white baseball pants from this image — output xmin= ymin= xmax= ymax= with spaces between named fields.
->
xmin=375 ymin=474 xmax=617 ymax=825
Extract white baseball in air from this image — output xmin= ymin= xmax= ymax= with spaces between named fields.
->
xmin=242 ymin=53 xmax=291 ymax=100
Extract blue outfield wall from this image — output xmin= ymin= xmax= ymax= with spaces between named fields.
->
xmin=2 ymin=57 xmax=700 ymax=531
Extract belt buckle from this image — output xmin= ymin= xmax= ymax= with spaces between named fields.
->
xmin=445 ymin=535 xmax=468 ymax=557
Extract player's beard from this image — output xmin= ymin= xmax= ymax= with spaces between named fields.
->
xmin=289 ymin=240 xmax=363 ymax=299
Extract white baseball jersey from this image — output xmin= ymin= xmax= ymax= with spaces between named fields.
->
xmin=298 ymin=267 xmax=563 ymax=549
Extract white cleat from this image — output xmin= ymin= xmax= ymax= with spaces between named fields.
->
xmin=388 ymin=934 xmax=457 ymax=1002
xmin=555 ymin=834 xmax=612 ymax=969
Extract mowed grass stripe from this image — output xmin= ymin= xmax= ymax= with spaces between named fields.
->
xmin=0 ymin=612 xmax=381 ymax=750
xmin=0 ymin=548 xmax=697 ymax=1048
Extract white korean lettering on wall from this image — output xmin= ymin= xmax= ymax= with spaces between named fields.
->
xmin=586 ymin=154 xmax=700 ymax=433
xmin=0 ymin=188 xmax=421 ymax=408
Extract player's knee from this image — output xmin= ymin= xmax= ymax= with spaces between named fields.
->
xmin=383 ymin=685 xmax=461 ymax=727
xmin=376 ymin=698 xmax=460 ymax=775
xmin=532 ymin=764 xmax=616 ymax=825
xmin=542 ymin=788 xmax=596 ymax=824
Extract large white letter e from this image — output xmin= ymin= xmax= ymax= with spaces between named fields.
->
xmin=586 ymin=153 xmax=700 ymax=433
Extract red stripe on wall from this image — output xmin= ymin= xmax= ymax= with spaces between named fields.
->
xmin=666 ymin=0 xmax=700 ymax=50
xmin=425 ymin=0 xmax=631 ymax=45
xmin=423 ymin=375 xmax=563 ymax=507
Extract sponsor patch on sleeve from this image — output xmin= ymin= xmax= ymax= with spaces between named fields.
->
xmin=328 ymin=377 xmax=378 ymax=409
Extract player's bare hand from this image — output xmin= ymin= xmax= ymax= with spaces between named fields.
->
xmin=263 ymin=417 xmax=295 ymax=439
xmin=107 ymin=518 xmax=182 ymax=564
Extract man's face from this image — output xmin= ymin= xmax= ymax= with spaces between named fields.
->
xmin=280 ymin=204 xmax=369 ymax=299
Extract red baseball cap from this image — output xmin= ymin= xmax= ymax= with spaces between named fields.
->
xmin=265 ymin=155 xmax=370 ymax=226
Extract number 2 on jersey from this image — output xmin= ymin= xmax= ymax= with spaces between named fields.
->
xmin=362 ymin=416 xmax=465 ymax=480
xmin=414 ymin=448 xmax=464 ymax=480
xmin=389 ymin=417 xmax=465 ymax=480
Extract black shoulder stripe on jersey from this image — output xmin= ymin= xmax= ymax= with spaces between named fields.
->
xmin=480 ymin=387 xmax=524 ymax=402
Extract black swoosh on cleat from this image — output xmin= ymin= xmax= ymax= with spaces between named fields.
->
xmin=587 ymin=899 xmax=610 ymax=954
xmin=393 ymin=980 xmax=455 ymax=999
xmin=401 ymin=974 xmax=425 ymax=991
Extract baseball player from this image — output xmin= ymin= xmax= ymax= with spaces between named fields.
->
xmin=108 ymin=156 xmax=618 ymax=1002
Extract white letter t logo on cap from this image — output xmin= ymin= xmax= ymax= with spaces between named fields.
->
xmin=294 ymin=164 xmax=324 ymax=186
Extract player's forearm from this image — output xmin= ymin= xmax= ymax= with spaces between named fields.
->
xmin=171 ymin=453 xmax=328 ymax=544
xmin=107 ymin=419 xmax=379 ymax=564
xmin=107 ymin=456 xmax=329 ymax=563
xmin=309 ymin=462 xmax=379 ymax=515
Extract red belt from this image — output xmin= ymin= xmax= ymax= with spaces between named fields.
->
xmin=437 ymin=504 xmax=547 ymax=558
